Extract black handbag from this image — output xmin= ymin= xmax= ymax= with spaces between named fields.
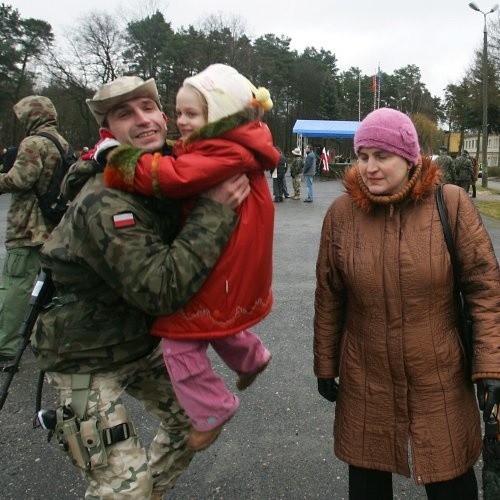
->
xmin=435 ymin=184 xmax=473 ymax=376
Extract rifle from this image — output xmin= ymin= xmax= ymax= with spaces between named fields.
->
xmin=0 ymin=270 xmax=54 ymax=411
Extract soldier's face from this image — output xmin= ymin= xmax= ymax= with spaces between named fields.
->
xmin=103 ymin=97 xmax=168 ymax=153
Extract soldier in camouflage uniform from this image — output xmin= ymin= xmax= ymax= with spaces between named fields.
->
xmin=0 ymin=96 xmax=70 ymax=363
xmin=453 ymin=150 xmax=474 ymax=191
xmin=435 ymin=145 xmax=455 ymax=184
xmin=31 ymin=76 xmax=250 ymax=499
xmin=290 ymin=147 xmax=304 ymax=200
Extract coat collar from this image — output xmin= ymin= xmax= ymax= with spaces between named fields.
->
xmin=343 ymin=156 xmax=442 ymax=213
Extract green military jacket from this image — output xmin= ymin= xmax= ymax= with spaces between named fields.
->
xmin=453 ymin=155 xmax=474 ymax=183
xmin=290 ymin=157 xmax=304 ymax=177
xmin=32 ymin=171 xmax=238 ymax=373
xmin=0 ymin=96 xmax=70 ymax=248
xmin=436 ymin=154 xmax=455 ymax=183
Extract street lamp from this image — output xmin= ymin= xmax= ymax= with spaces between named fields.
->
xmin=468 ymin=2 xmax=499 ymax=188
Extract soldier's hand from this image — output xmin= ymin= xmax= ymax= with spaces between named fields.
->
xmin=202 ymin=174 xmax=250 ymax=211
xmin=94 ymin=138 xmax=121 ymax=166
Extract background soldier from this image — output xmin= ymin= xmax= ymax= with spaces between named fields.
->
xmin=0 ymin=96 xmax=70 ymax=365
xmin=453 ymin=150 xmax=474 ymax=192
xmin=436 ymin=145 xmax=455 ymax=184
xmin=290 ymin=147 xmax=304 ymax=200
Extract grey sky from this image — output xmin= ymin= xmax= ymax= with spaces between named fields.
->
xmin=11 ymin=0 xmax=499 ymax=98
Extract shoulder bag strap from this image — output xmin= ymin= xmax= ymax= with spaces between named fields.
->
xmin=436 ymin=184 xmax=459 ymax=270
xmin=435 ymin=184 xmax=473 ymax=373
xmin=34 ymin=132 xmax=66 ymax=158
xmin=31 ymin=132 xmax=66 ymax=198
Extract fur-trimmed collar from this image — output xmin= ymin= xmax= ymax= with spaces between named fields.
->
xmin=182 ymin=107 xmax=260 ymax=146
xmin=343 ymin=155 xmax=442 ymax=213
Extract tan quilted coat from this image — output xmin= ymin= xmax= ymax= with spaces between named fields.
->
xmin=314 ymin=157 xmax=500 ymax=484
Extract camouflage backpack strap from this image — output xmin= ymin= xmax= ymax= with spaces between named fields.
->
xmin=70 ymin=373 xmax=91 ymax=419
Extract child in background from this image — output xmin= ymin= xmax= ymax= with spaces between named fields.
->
xmin=104 ymin=64 xmax=279 ymax=451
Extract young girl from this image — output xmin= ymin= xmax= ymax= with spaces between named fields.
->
xmin=104 ymin=64 xmax=280 ymax=451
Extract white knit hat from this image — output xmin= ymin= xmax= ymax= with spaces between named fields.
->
xmin=183 ymin=64 xmax=273 ymax=123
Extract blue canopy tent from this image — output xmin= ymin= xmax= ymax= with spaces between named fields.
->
xmin=292 ymin=119 xmax=360 ymax=166
xmin=292 ymin=119 xmax=360 ymax=139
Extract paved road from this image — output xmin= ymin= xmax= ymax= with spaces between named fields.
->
xmin=0 ymin=176 xmax=498 ymax=499
xmin=480 ymin=178 xmax=500 ymax=193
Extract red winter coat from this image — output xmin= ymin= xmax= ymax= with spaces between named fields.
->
xmin=134 ymin=120 xmax=279 ymax=340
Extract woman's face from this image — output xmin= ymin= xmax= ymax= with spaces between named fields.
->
xmin=357 ymin=147 xmax=411 ymax=195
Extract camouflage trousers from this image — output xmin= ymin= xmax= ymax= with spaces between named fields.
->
xmin=292 ymin=175 xmax=301 ymax=197
xmin=0 ymin=246 xmax=40 ymax=356
xmin=46 ymin=344 xmax=194 ymax=499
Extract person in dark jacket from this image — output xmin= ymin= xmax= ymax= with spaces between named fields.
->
xmin=0 ymin=145 xmax=17 ymax=173
xmin=272 ymin=147 xmax=288 ymax=202
xmin=303 ymin=144 xmax=316 ymax=202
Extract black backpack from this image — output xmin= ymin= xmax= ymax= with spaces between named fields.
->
xmin=33 ymin=132 xmax=76 ymax=224
xmin=1 ymin=145 xmax=18 ymax=173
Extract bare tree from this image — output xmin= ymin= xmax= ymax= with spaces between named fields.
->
xmin=72 ymin=12 xmax=126 ymax=85
xmin=35 ymin=12 xmax=127 ymax=147
xmin=198 ymin=12 xmax=249 ymax=67
xmin=490 ymin=13 xmax=500 ymax=72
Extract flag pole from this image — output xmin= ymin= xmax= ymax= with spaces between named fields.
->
xmin=358 ymin=72 xmax=361 ymax=121
xmin=372 ymin=73 xmax=377 ymax=110
xmin=377 ymin=64 xmax=381 ymax=109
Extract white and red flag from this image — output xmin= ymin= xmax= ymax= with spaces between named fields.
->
xmin=321 ymin=147 xmax=330 ymax=172
xmin=113 ymin=212 xmax=136 ymax=228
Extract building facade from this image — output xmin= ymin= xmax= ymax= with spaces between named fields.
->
xmin=463 ymin=133 xmax=500 ymax=168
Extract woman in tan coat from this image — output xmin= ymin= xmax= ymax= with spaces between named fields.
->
xmin=314 ymin=108 xmax=500 ymax=499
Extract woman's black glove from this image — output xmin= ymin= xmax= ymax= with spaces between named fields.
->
xmin=317 ymin=378 xmax=339 ymax=402
xmin=477 ymin=378 xmax=500 ymax=421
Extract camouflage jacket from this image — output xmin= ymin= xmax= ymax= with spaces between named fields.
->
xmin=290 ymin=157 xmax=304 ymax=177
xmin=436 ymin=154 xmax=455 ymax=183
xmin=32 ymin=171 xmax=238 ymax=373
xmin=453 ymin=155 xmax=474 ymax=183
xmin=0 ymin=96 xmax=70 ymax=249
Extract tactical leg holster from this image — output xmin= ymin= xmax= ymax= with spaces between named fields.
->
xmin=53 ymin=374 xmax=136 ymax=471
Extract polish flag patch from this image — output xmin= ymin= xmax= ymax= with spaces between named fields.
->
xmin=113 ymin=212 xmax=136 ymax=228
